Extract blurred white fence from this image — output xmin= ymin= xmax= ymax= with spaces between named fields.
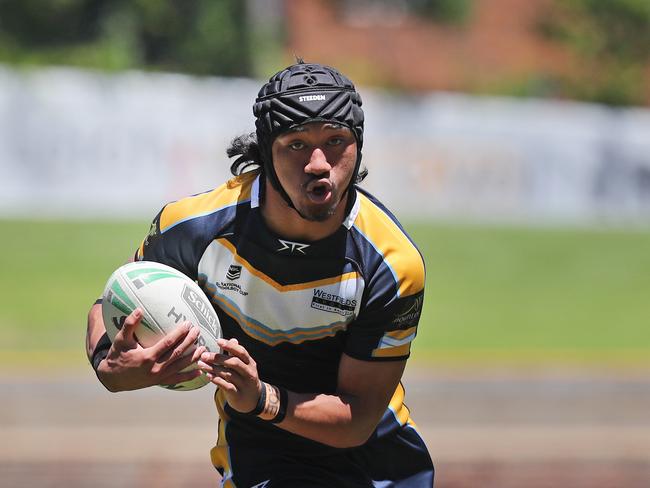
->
xmin=1 ymin=65 xmax=649 ymax=224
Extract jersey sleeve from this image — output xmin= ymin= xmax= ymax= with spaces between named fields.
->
xmin=344 ymin=255 xmax=425 ymax=362
xmin=134 ymin=176 xmax=255 ymax=281
xmin=135 ymin=206 xmax=202 ymax=280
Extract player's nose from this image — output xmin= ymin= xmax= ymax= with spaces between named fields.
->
xmin=305 ymin=148 xmax=331 ymax=175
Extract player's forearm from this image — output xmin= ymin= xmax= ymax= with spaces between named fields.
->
xmin=273 ymin=389 xmax=382 ymax=448
xmin=199 ymin=341 xmax=395 ymax=448
xmin=86 ymin=301 xmax=119 ymax=392
xmin=86 ymin=302 xmax=107 ymax=362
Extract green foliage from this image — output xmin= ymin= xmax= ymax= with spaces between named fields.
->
xmin=131 ymin=0 xmax=250 ymax=76
xmin=1 ymin=219 xmax=649 ymax=368
xmin=407 ymin=0 xmax=474 ymax=25
xmin=0 ymin=0 xmax=252 ymax=76
xmin=540 ymin=0 xmax=650 ymax=106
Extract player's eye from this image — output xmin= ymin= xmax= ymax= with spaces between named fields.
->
xmin=289 ymin=141 xmax=306 ymax=150
xmin=328 ymin=137 xmax=343 ymax=146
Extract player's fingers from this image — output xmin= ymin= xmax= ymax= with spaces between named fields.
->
xmin=158 ymin=346 xmax=200 ymax=376
xmin=201 ymin=356 xmax=258 ymax=393
xmin=191 ymin=345 xmax=207 ymax=363
xmin=197 ymin=360 xmax=216 ymax=374
xmin=199 ymin=352 xmax=249 ymax=377
xmin=216 ymin=338 xmax=252 ymax=365
xmin=221 ymin=356 xmax=249 ymax=372
xmin=150 ymin=321 xmax=196 ymax=357
xmin=205 ymin=372 xmax=238 ymax=393
xmin=157 ymin=325 xmax=201 ymax=367
xmin=199 ymin=351 xmax=231 ymax=365
xmin=197 ymin=360 xmax=240 ymax=380
xmin=159 ymin=368 xmax=203 ymax=387
xmin=118 ymin=308 xmax=143 ymax=342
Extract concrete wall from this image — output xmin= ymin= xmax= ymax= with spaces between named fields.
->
xmin=1 ymin=65 xmax=649 ymax=224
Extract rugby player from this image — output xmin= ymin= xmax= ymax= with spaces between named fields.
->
xmin=86 ymin=61 xmax=434 ymax=487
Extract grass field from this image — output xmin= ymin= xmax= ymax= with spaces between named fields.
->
xmin=1 ymin=219 xmax=649 ymax=368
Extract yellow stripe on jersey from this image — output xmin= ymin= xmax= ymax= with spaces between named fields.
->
xmin=217 ymin=238 xmax=359 ymax=292
xmin=406 ymin=417 xmax=420 ymax=431
xmin=137 ymin=173 xmax=256 ymax=259
xmin=384 ymin=326 xmax=417 ymax=341
xmin=222 ymin=478 xmax=237 ymax=488
xmin=210 ymin=435 xmax=231 ymax=475
xmin=211 ymin=389 xmax=236 ymax=485
xmin=372 ymin=342 xmax=411 ymax=358
xmin=214 ymin=387 xmax=231 ymax=422
xmin=160 ymin=172 xmax=256 ymax=233
xmin=388 ymin=382 xmax=412 ymax=426
xmin=371 ymin=325 xmax=416 ymax=358
xmin=354 ymin=194 xmax=425 ymax=297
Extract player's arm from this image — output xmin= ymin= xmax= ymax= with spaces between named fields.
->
xmin=86 ymin=203 xmax=211 ymax=391
xmin=283 ymin=353 xmax=405 ymax=447
xmin=85 ymin=300 xmax=109 ymax=364
xmin=199 ymin=338 xmax=405 ymax=448
xmin=86 ymin=303 xmax=205 ymax=392
xmin=86 ymin=254 xmax=137 ymax=371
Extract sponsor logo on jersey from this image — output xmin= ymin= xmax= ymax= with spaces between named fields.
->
xmin=298 ymin=94 xmax=326 ymax=102
xmin=198 ymin=272 xmax=249 ymax=298
xmin=226 ymin=264 xmax=242 ymax=280
xmin=310 ymin=288 xmax=356 ymax=316
xmin=144 ymin=218 xmax=158 ymax=246
xmin=277 ymin=239 xmax=310 ymax=254
xmin=393 ymin=294 xmax=424 ymax=327
xmin=216 ymin=281 xmax=249 ymax=296
xmin=181 ymin=284 xmax=218 ymax=336
xmin=250 ymin=481 xmax=270 ymax=488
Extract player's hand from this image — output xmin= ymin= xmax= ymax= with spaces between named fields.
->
xmin=97 ymin=308 xmax=206 ymax=392
xmin=198 ymin=338 xmax=262 ymax=413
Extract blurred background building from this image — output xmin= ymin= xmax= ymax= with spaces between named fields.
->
xmin=1 ymin=0 xmax=649 ymax=224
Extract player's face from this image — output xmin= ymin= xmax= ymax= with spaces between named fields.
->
xmin=271 ymin=122 xmax=357 ymax=222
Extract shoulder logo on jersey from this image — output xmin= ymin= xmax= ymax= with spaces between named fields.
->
xmin=143 ymin=217 xmax=159 ymax=247
xmin=250 ymin=480 xmax=270 ymax=488
xmin=394 ymin=294 xmax=424 ymax=327
xmin=277 ymin=239 xmax=310 ymax=254
xmin=311 ymin=289 xmax=357 ymax=317
xmin=226 ymin=264 xmax=242 ymax=280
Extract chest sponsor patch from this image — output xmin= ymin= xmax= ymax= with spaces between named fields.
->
xmin=310 ymin=288 xmax=356 ymax=317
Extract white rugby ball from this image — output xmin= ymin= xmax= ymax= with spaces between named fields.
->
xmin=101 ymin=260 xmax=221 ymax=391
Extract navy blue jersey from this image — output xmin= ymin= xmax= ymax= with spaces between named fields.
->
xmin=136 ymin=171 xmax=433 ymax=486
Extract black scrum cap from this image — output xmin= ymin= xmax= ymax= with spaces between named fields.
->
xmin=253 ymin=62 xmax=365 ymax=209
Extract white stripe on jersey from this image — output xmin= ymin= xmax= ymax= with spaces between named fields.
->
xmin=377 ymin=332 xmax=417 ymax=349
xmin=198 ymin=239 xmax=364 ymax=346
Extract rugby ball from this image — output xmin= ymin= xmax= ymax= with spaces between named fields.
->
xmin=101 ymin=261 xmax=221 ymax=391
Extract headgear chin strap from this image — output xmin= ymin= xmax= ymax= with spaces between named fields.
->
xmin=253 ymin=62 xmax=365 ymax=210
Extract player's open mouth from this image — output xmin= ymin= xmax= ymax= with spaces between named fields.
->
xmin=306 ymin=180 xmax=333 ymax=204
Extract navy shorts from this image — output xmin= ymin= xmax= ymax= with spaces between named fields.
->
xmin=221 ymin=425 xmax=434 ymax=488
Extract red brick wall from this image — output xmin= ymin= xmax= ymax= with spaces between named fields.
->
xmin=284 ymin=0 xmax=575 ymax=93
